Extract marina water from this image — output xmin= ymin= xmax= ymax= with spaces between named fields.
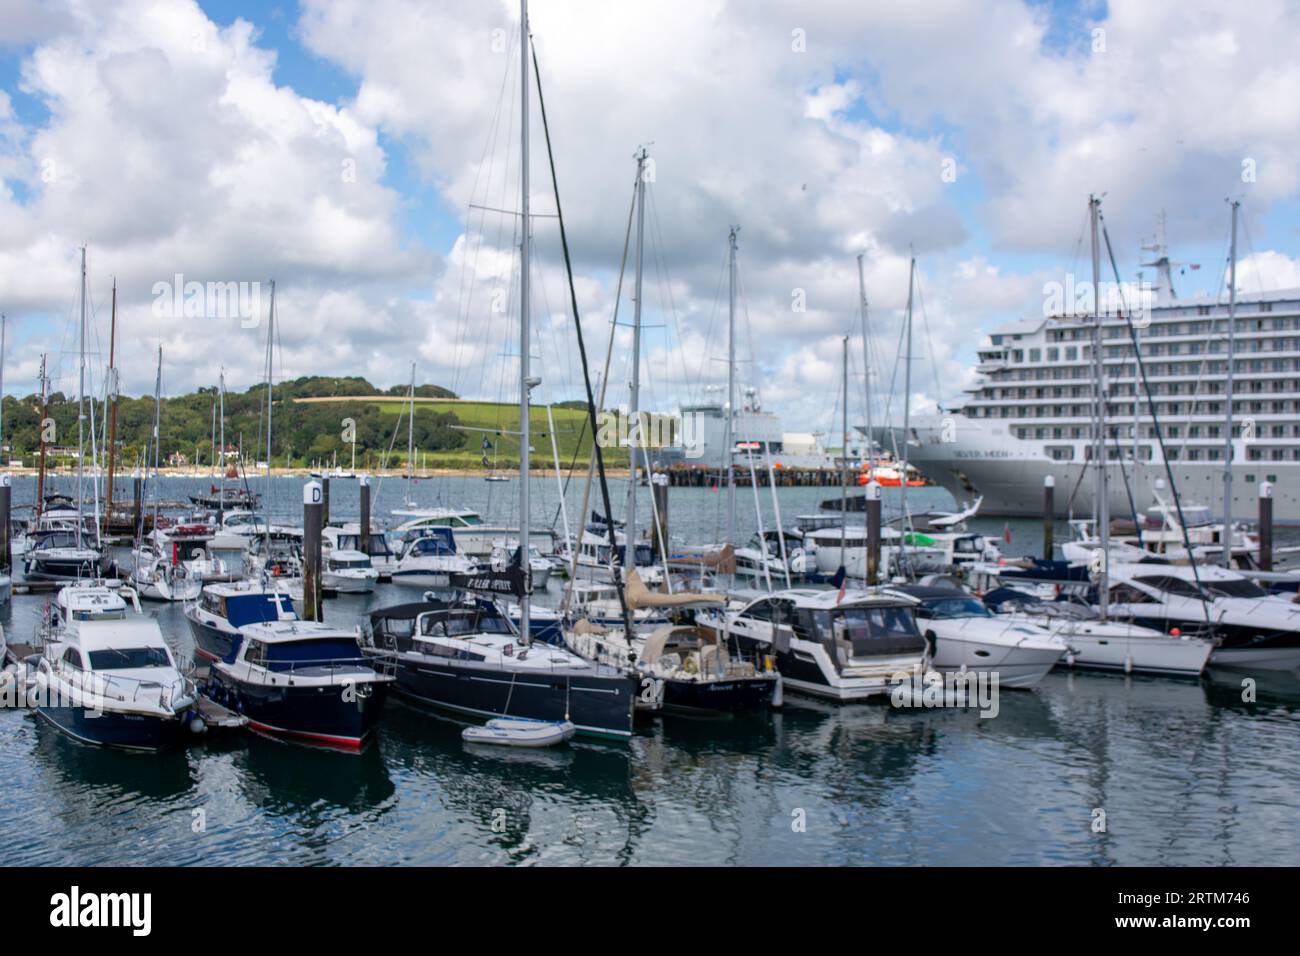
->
xmin=1 ymin=475 xmax=1297 ymax=865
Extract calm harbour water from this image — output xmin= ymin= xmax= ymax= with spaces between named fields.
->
xmin=2 ymin=474 xmax=1297 ymax=866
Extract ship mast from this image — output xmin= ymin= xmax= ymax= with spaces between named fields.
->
xmin=36 ymin=354 xmax=48 ymax=517
xmin=1090 ymin=195 xmax=1109 ymax=619
xmin=726 ymin=226 xmax=738 ymax=550
xmin=857 ymin=253 xmax=872 ymax=474
xmin=518 ymin=0 xmax=533 ymax=643
xmin=105 ymin=280 xmax=118 ymax=531
xmin=899 ymin=255 xmax=916 ymax=560
xmin=1222 ymin=199 xmax=1239 ymax=567
xmin=626 ymin=147 xmax=647 ymax=570
xmin=76 ymin=246 xmax=86 ymax=548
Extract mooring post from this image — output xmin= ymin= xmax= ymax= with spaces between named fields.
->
xmin=1043 ymin=474 xmax=1055 ymax=561
xmin=651 ymin=472 xmax=669 ymax=556
xmin=359 ymin=475 xmax=370 ymax=556
xmin=303 ymin=479 xmax=323 ymax=621
xmin=1258 ymin=480 xmax=1273 ymax=572
xmin=866 ymin=479 xmax=882 ymax=585
xmin=0 ymin=474 xmax=10 ymax=574
xmin=321 ymin=476 xmax=330 ymax=528
xmin=133 ymin=475 xmax=143 ymax=533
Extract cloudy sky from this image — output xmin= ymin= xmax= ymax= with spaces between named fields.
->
xmin=2 ymin=0 xmax=1299 ymax=434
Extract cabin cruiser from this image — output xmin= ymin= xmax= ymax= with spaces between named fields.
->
xmin=323 ymin=524 xmax=398 ymax=579
xmin=31 ymin=583 xmax=200 ymax=749
xmin=804 ymin=526 xmax=953 ymax=580
xmin=562 ymin=571 xmax=778 ymax=714
xmin=390 ymin=527 xmax=478 ymax=589
xmin=967 ymin=566 xmax=1213 ymax=677
xmin=1105 ymin=563 xmax=1300 ymax=673
xmin=23 ymin=529 xmax=106 ymax=582
xmin=129 ymin=544 xmax=202 ymax=602
xmin=363 ymin=594 xmax=639 ymax=738
xmin=200 ymin=619 xmax=391 ymax=749
xmin=392 ymin=507 xmax=561 ymax=563
xmin=561 ymin=531 xmax=666 ymax=587
xmin=184 ymin=580 xmax=300 ymax=664
xmin=696 ymin=588 xmax=929 ymax=701
xmin=488 ymin=540 xmax=554 ymax=590
xmin=322 ymin=550 xmax=378 ymax=594
xmin=883 ymin=585 xmax=1064 ymax=689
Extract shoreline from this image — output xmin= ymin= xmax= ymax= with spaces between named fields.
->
xmin=3 ymin=467 xmax=634 ymax=479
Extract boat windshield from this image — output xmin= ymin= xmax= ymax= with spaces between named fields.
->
xmin=408 ymin=530 xmax=457 ymax=557
xmin=813 ymin=605 xmax=924 ymax=656
xmin=88 ymin=646 xmax=171 ymax=669
xmin=1201 ymin=578 xmax=1268 ymax=599
xmin=420 ymin=607 xmax=513 ymax=637
xmin=918 ymin=596 xmax=990 ymax=619
xmin=260 ymin=638 xmax=366 ymax=671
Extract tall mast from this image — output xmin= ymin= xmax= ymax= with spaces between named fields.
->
xmin=726 ymin=226 xmax=738 ymax=547
xmin=150 ymin=347 xmax=162 ymax=532
xmin=406 ymin=362 xmax=415 ymax=503
xmin=1222 ymin=200 xmax=1239 ymax=567
xmin=36 ymin=354 xmax=48 ymax=516
xmin=105 ymin=280 xmax=118 ymax=528
xmin=839 ymin=335 xmax=848 ymax=565
xmin=77 ymin=246 xmax=86 ymax=546
xmin=857 ymin=254 xmax=872 ymax=473
xmin=1090 ymin=195 xmax=1109 ymax=618
xmin=265 ymin=279 xmax=276 ymax=540
xmin=899 ymin=256 xmax=915 ymax=552
xmin=218 ymin=367 xmax=226 ymax=520
xmin=518 ymin=0 xmax=532 ymax=643
xmin=627 ymin=148 xmax=647 ymax=567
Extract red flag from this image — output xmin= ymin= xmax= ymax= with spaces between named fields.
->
xmin=1002 ymin=522 xmax=1012 ymax=544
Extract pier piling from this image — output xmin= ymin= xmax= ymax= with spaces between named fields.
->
xmin=1043 ymin=474 xmax=1055 ymax=561
xmin=132 ymin=476 xmax=143 ymax=534
xmin=1259 ymin=480 xmax=1273 ymax=572
xmin=865 ymin=479 xmax=881 ymax=585
xmin=0 ymin=475 xmax=10 ymax=574
xmin=321 ymin=476 xmax=330 ymax=527
xmin=651 ymin=472 xmax=669 ymax=557
xmin=303 ymin=480 xmax=323 ymax=621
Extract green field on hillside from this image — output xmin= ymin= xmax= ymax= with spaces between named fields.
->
xmin=373 ymin=400 xmax=626 ymax=470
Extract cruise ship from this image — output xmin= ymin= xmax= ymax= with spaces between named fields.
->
xmin=878 ymin=280 xmax=1300 ymax=525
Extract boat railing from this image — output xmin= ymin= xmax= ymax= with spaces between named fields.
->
xmin=246 ymin=653 xmax=394 ymax=684
xmin=52 ymin=658 xmax=194 ymax=712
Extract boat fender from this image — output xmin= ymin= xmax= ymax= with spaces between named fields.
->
xmin=188 ymin=714 xmax=208 ymax=735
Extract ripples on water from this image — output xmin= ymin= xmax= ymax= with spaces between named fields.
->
xmin=3 ymin=476 xmax=1298 ymax=865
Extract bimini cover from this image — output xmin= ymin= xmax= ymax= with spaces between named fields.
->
xmin=669 ymin=543 xmax=736 ymax=574
xmin=639 ymin=625 xmax=725 ymax=669
xmin=623 ymin=569 xmax=726 ymax=610
xmin=225 ymin=592 xmax=295 ymax=628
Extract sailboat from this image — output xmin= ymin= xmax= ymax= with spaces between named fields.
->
xmin=24 ymin=248 xmax=107 ymax=582
xmin=361 ymin=0 xmax=638 ymax=739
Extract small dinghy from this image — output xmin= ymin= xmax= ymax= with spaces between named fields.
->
xmin=462 ymin=717 xmax=576 ymax=749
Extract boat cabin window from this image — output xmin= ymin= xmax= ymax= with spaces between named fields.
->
xmin=61 ymin=648 xmax=84 ymax=669
xmin=244 ymin=640 xmax=267 ymax=668
xmin=740 ymin=599 xmax=775 ymax=622
xmin=88 ymin=647 xmax=171 ymax=670
xmin=72 ymin=608 xmax=126 ymax=621
xmin=914 ymin=596 xmax=990 ymax=619
xmin=263 ymin=638 xmax=365 ymax=671
xmin=1133 ymin=575 xmax=1205 ymax=598
xmin=329 ymin=556 xmax=372 ymax=570
xmin=815 ymin=605 xmax=925 ymax=657
xmin=1201 ymin=578 xmax=1268 ymax=599
xmin=1110 ymin=584 xmax=1157 ymax=604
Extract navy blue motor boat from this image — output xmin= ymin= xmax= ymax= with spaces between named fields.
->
xmin=364 ymin=596 xmax=638 ymax=739
xmin=184 ymin=581 xmax=298 ymax=663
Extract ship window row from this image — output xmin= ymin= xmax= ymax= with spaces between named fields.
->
xmin=977 ymin=403 xmax=1300 ymax=424
xmin=1028 ymin=439 xmax=1300 ymax=463
xmin=989 ymin=359 xmax=1300 ymax=382
xmin=1042 ymin=311 xmax=1296 ymax=342
xmin=977 ymin=379 xmax=1300 ymax=401
xmin=1014 ymin=422 xmax=1297 ymax=441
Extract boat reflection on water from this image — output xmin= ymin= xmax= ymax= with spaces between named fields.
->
xmin=234 ymin=731 xmax=396 ymax=819
xmin=1202 ymin=666 xmax=1300 ymax=710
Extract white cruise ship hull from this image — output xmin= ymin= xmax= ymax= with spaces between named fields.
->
xmin=877 ymin=414 xmax=1300 ymax=525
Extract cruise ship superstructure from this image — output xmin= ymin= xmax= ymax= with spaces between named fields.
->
xmin=878 ymin=286 xmax=1300 ymax=525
